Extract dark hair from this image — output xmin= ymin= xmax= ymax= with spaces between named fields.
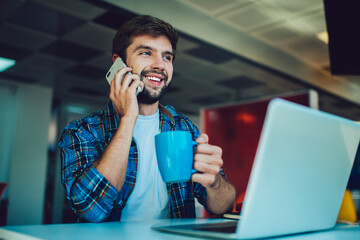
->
xmin=112 ymin=15 xmax=179 ymax=62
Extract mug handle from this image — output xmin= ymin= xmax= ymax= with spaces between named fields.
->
xmin=192 ymin=141 xmax=199 ymax=174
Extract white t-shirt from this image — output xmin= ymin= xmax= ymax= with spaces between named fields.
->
xmin=120 ymin=110 xmax=170 ymax=221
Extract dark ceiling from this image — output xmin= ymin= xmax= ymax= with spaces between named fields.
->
xmin=0 ymin=0 xmax=359 ymax=121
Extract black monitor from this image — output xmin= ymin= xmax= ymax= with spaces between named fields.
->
xmin=324 ymin=0 xmax=360 ymax=75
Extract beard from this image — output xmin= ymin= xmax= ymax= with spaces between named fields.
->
xmin=137 ymin=69 xmax=170 ymax=105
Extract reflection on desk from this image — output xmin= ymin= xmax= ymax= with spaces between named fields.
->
xmin=0 ymin=218 xmax=359 ymax=240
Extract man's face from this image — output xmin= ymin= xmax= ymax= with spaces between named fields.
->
xmin=125 ymin=35 xmax=174 ymax=104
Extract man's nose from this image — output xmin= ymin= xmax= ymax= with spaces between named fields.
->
xmin=150 ymin=55 xmax=165 ymax=71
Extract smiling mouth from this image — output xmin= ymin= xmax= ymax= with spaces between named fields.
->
xmin=144 ymin=75 xmax=165 ymax=87
xmin=141 ymin=69 xmax=167 ymax=86
xmin=146 ymin=76 xmax=162 ymax=82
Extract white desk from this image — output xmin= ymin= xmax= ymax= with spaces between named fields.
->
xmin=0 ymin=218 xmax=359 ymax=240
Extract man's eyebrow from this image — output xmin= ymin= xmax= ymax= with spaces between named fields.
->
xmin=163 ymin=50 xmax=174 ymax=57
xmin=133 ymin=45 xmax=174 ymax=57
xmin=133 ymin=45 xmax=153 ymax=52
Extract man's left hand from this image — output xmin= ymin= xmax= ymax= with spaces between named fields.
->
xmin=192 ymin=133 xmax=223 ymax=188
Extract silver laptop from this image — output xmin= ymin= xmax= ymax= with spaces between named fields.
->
xmin=152 ymin=98 xmax=360 ymax=239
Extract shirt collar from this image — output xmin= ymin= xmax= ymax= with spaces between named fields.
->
xmin=159 ymin=104 xmax=175 ymax=124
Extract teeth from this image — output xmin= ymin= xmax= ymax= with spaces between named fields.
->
xmin=147 ymin=76 xmax=161 ymax=82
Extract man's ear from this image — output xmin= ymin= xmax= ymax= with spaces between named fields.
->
xmin=112 ymin=54 xmax=119 ymax=63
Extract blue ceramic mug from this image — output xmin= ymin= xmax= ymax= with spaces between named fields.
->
xmin=155 ymin=131 xmax=198 ymax=183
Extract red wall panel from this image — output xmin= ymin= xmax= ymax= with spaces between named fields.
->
xmin=201 ymin=90 xmax=317 ymax=211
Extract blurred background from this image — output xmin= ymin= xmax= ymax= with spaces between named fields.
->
xmin=0 ymin=0 xmax=359 ymax=225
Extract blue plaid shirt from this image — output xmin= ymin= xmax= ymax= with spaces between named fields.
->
xmin=59 ymin=102 xmax=223 ymax=223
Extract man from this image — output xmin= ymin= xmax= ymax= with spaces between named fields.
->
xmin=59 ymin=15 xmax=236 ymax=223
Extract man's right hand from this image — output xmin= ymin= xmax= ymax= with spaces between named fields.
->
xmin=109 ymin=67 xmax=144 ymax=118
xmin=98 ymin=66 xmax=144 ymax=192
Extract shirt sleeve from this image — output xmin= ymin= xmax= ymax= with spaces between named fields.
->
xmin=59 ymin=121 xmax=119 ymax=223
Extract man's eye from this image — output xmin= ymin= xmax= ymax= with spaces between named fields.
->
xmin=164 ymin=55 xmax=172 ymax=61
xmin=141 ymin=51 xmax=150 ymax=56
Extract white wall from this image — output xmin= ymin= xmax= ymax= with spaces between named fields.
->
xmin=0 ymin=81 xmax=53 ymax=225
